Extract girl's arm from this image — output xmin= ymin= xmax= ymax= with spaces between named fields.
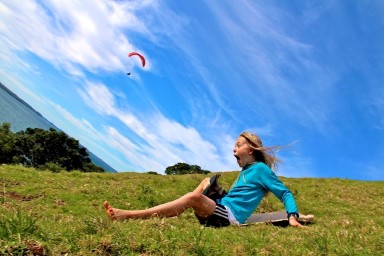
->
xmin=259 ymin=166 xmax=302 ymax=227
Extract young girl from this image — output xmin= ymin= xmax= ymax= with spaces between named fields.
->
xmin=104 ymin=131 xmax=302 ymax=227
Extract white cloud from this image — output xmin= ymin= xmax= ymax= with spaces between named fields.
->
xmin=77 ymin=80 xmax=237 ymax=172
xmin=0 ymin=0 xmax=159 ymax=76
xmin=78 ymin=82 xmax=117 ymax=116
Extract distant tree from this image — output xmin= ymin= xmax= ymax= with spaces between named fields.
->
xmin=164 ymin=162 xmax=210 ymax=175
xmin=0 ymin=123 xmax=104 ymax=172
xmin=13 ymin=127 xmax=94 ymax=171
xmin=82 ymin=162 xmax=105 ymax=173
xmin=189 ymin=164 xmax=209 ymax=174
xmin=39 ymin=162 xmax=63 ymax=173
xmin=0 ymin=123 xmax=17 ymax=163
xmin=147 ymin=171 xmax=159 ymax=175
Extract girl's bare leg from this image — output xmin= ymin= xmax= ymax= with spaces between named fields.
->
xmin=104 ymin=178 xmax=215 ymax=220
xmin=193 ymin=177 xmax=211 ymax=193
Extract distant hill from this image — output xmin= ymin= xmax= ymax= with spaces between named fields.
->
xmin=0 ymin=82 xmax=117 ymax=173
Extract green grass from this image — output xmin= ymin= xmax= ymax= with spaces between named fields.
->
xmin=1 ymin=165 xmax=383 ymax=255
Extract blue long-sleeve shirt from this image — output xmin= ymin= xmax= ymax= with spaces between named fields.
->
xmin=220 ymin=162 xmax=298 ymax=224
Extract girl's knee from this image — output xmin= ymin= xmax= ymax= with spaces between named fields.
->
xmin=202 ymin=178 xmax=211 ymax=190
xmin=185 ymin=191 xmax=203 ymax=202
xmin=199 ymin=177 xmax=210 ymax=185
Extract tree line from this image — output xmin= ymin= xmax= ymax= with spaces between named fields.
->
xmin=0 ymin=123 xmax=104 ymax=172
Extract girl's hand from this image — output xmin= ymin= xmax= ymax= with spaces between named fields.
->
xmin=289 ymin=217 xmax=303 ymax=227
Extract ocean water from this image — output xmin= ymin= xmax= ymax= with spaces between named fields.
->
xmin=0 ymin=87 xmax=56 ymax=132
xmin=0 ymin=83 xmax=117 ymax=172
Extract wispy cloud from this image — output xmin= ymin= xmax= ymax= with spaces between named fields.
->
xmin=197 ymin=1 xmax=340 ymax=132
xmin=78 ymin=81 xmax=237 ymax=172
xmin=0 ymin=0 xmax=157 ymax=76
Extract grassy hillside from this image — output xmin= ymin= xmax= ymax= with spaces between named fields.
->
xmin=1 ymin=165 xmax=383 ymax=255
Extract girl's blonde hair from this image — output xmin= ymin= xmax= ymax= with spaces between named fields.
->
xmin=239 ymin=131 xmax=281 ymax=171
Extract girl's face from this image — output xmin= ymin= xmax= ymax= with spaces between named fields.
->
xmin=233 ymin=136 xmax=255 ymax=168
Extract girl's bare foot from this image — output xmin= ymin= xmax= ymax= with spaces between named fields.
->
xmin=104 ymin=201 xmax=117 ymax=220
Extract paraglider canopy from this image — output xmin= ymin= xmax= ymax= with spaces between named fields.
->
xmin=128 ymin=52 xmax=146 ymax=67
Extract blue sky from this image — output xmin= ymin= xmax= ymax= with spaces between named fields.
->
xmin=1 ymin=0 xmax=383 ymax=180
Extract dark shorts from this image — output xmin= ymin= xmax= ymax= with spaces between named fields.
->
xmin=195 ymin=203 xmax=230 ymax=228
